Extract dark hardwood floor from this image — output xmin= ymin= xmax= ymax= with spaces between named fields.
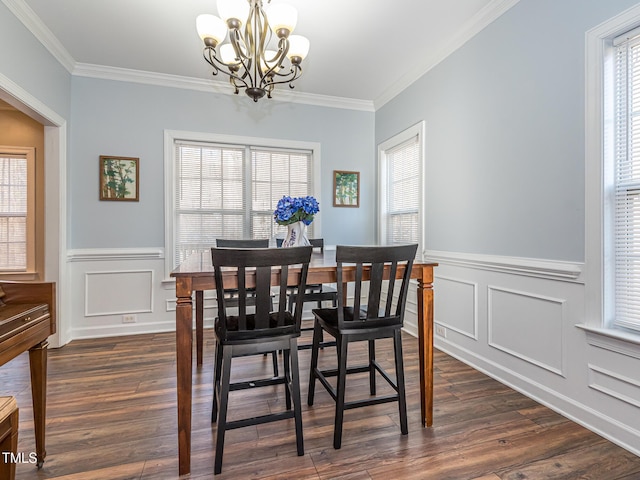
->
xmin=1 ymin=329 xmax=640 ymax=479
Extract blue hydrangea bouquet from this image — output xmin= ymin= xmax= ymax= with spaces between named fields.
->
xmin=273 ymin=195 xmax=319 ymax=226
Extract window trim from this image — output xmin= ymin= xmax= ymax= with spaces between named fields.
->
xmin=0 ymin=145 xmax=36 ymax=274
xmin=584 ymin=4 xmax=640 ymax=342
xmin=377 ymin=121 xmax=426 ymax=256
xmin=163 ymin=130 xmax=321 ymax=280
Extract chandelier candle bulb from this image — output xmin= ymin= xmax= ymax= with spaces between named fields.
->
xmin=287 ymin=35 xmax=310 ymax=62
xmin=216 ymin=0 xmax=250 ymax=25
xmin=266 ymin=3 xmax=298 ymax=36
xmin=196 ymin=14 xmax=227 ymax=46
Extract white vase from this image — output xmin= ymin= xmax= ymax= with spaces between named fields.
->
xmin=282 ymin=221 xmax=311 ymax=247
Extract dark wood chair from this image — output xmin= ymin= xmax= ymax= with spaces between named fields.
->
xmin=211 ymin=245 xmax=312 ymax=474
xmin=307 ymin=243 xmax=418 ymax=449
xmin=277 ymin=238 xmax=338 ymax=350
xmin=214 ymin=238 xmax=279 ymax=374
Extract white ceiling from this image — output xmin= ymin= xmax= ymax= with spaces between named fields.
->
xmin=13 ymin=0 xmax=517 ymax=108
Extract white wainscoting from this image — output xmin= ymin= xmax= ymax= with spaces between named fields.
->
xmin=64 ymin=247 xmax=640 ymax=456
xmin=68 ymin=248 xmax=178 ymax=339
xmin=419 ymin=250 xmax=640 ymax=457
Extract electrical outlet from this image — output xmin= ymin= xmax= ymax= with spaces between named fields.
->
xmin=122 ymin=314 xmax=137 ymax=324
xmin=435 ymin=324 xmax=447 ymax=338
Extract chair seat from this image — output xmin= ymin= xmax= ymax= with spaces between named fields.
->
xmin=215 ymin=312 xmax=298 ymax=341
xmin=313 ymin=307 xmax=403 ymax=332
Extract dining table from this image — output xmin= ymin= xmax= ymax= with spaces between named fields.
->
xmin=170 ymin=247 xmax=437 ymax=476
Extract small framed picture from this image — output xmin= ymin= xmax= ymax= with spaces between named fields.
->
xmin=333 ymin=170 xmax=359 ymax=208
xmin=99 ymin=155 xmax=139 ymax=201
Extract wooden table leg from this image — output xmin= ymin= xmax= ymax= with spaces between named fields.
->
xmin=196 ymin=290 xmax=204 ymax=367
xmin=175 ymin=279 xmax=193 ymax=476
xmin=28 ymin=340 xmax=48 ymax=468
xmin=417 ymin=273 xmax=434 ymax=427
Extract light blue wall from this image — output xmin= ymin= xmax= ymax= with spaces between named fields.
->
xmin=0 ymin=2 xmax=71 ymax=119
xmin=6 ymin=0 xmax=640 ymax=262
xmin=376 ymin=0 xmax=640 ymax=263
xmin=70 ymin=77 xmax=375 ymax=248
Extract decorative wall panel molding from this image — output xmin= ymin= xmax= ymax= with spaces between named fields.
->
xmin=488 ymin=286 xmax=565 ymax=376
xmin=433 ymin=275 xmax=478 ymax=339
xmin=85 ymin=270 xmax=154 ymax=316
xmin=589 ymin=364 xmax=640 ymax=409
xmin=425 ymin=249 xmax=583 ymax=282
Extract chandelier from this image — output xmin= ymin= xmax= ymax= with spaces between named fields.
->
xmin=196 ymin=0 xmax=310 ymax=102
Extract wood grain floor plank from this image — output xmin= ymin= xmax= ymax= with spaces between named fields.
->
xmin=0 ymin=331 xmax=636 ymax=479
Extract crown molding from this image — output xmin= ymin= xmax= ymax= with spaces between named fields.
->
xmin=4 ymin=0 xmax=513 ymax=112
xmin=73 ymin=63 xmax=375 ymax=112
xmin=1 ymin=0 xmax=75 ymax=73
xmin=374 ymin=0 xmax=521 ymax=109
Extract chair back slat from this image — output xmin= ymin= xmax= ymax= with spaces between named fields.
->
xmin=385 ymin=260 xmax=398 ymax=317
xmin=254 ymin=264 xmax=273 ymax=328
xmin=335 ymin=244 xmax=418 ymax=330
xmin=211 ymin=246 xmax=313 ymax=340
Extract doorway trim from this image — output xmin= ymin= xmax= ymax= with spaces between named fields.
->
xmin=0 ymin=72 xmax=69 ymax=347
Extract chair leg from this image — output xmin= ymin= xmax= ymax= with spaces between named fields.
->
xmin=333 ymin=336 xmax=348 ymax=449
xmin=283 ymin=348 xmax=292 ymax=410
xmin=271 ymin=351 xmax=279 ymax=377
xmin=212 ymin=340 xmax=223 ymax=423
xmin=307 ymin=320 xmax=321 ymax=406
xmin=393 ymin=330 xmax=408 ymax=435
xmin=289 ymin=337 xmax=304 ymax=456
xmin=368 ymin=339 xmax=376 ymax=396
xmin=214 ymin=345 xmax=233 ymax=475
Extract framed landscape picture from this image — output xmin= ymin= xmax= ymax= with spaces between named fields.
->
xmin=100 ymin=155 xmax=139 ymax=201
xmin=333 ymin=170 xmax=360 ymax=207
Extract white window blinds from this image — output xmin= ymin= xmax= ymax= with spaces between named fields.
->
xmin=0 ymin=149 xmax=34 ymax=271
xmin=378 ymin=122 xmax=424 ymax=255
xmin=385 ymin=137 xmax=420 ymax=245
xmin=173 ymin=141 xmax=313 ymax=267
xmin=612 ymin=32 xmax=640 ymax=331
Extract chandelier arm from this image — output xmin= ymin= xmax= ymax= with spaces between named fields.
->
xmin=229 ymin=28 xmax=251 ymax=62
xmin=275 ymin=37 xmax=290 ymax=69
xmin=202 ymin=47 xmax=251 ymax=91
xmin=259 ymin=38 xmax=290 ymax=89
xmin=244 ymin=4 xmax=262 ymax=86
xmin=264 ymin=64 xmax=302 ymax=84
xmin=256 ymin=3 xmax=271 ymax=61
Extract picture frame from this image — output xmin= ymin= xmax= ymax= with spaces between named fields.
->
xmin=99 ymin=155 xmax=139 ymax=201
xmin=333 ymin=170 xmax=360 ymax=208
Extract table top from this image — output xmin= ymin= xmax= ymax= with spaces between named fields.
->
xmin=170 ymin=248 xmax=437 ymax=278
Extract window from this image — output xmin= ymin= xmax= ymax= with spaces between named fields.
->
xmin=585 ymin=6 xmax=640 ymax=339
xmin=165 ymin=131 xmax=321 ymax=272
xmin=0 ymin=146 xmax=35 ymax=272
xmin=378 ymin=121 xmax=425 ymax=255
xmin=609 ymin=28 xmax=640 ymax=332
